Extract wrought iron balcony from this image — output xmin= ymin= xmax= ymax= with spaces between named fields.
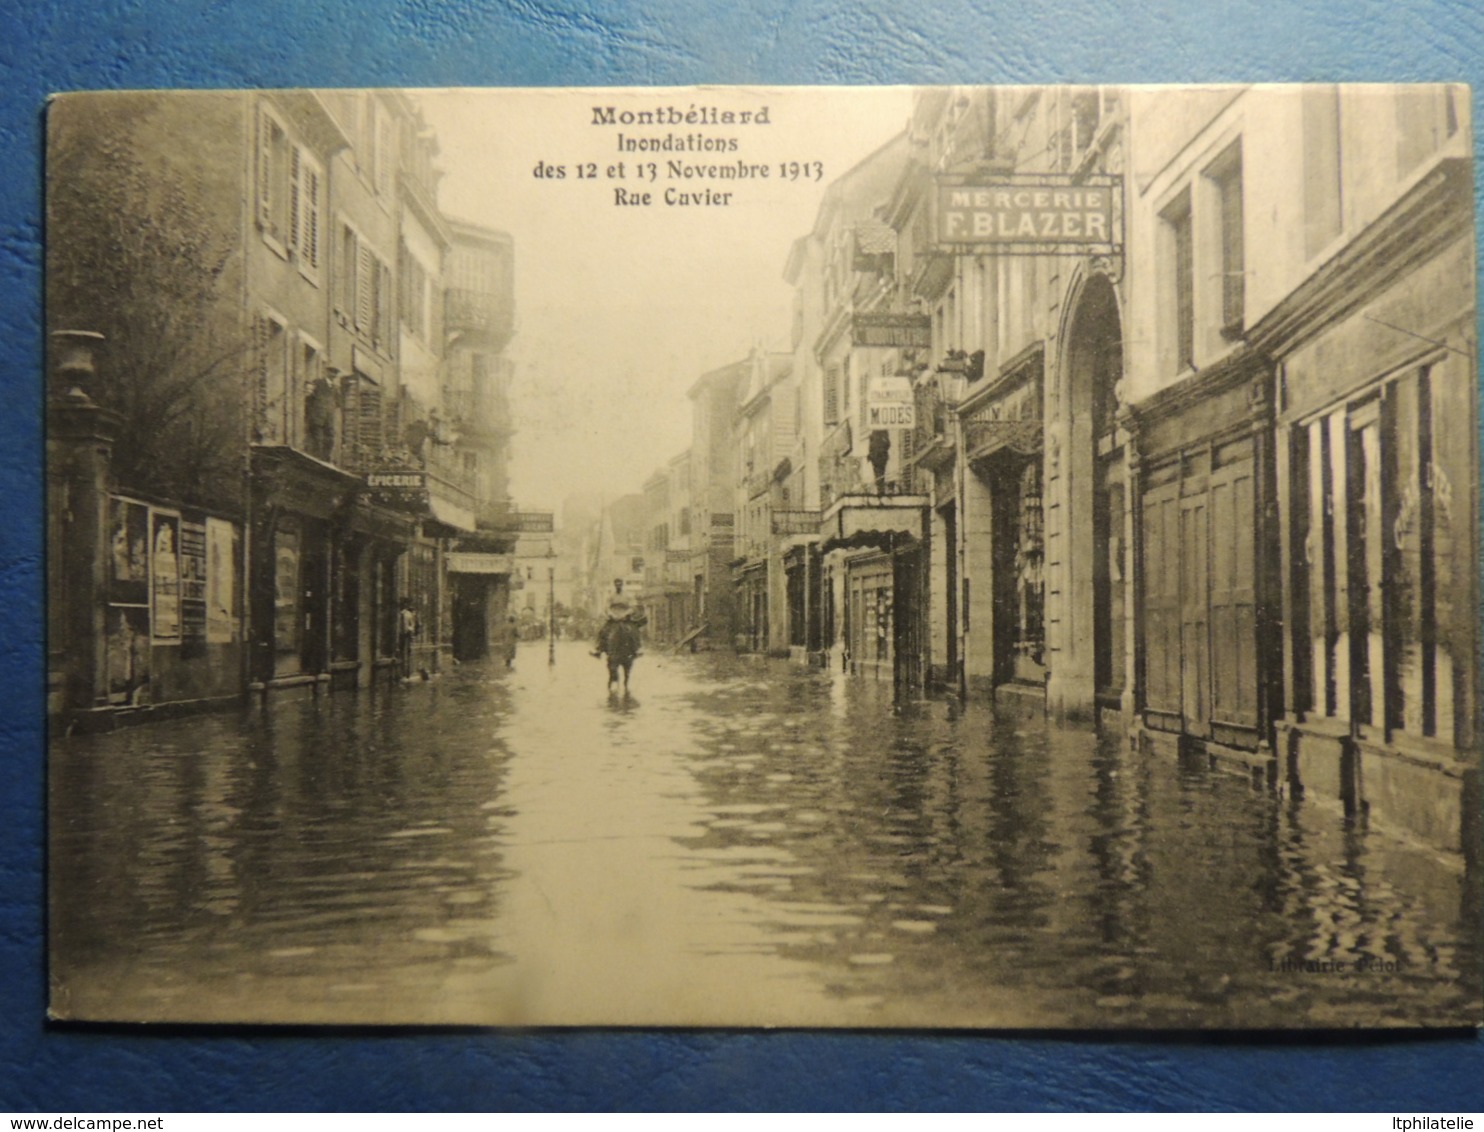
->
xmin=446 ymin=287 xmax=515 ymax=346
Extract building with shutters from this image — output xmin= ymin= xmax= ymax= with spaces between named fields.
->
xmin=731 ymin=349 xmax=795 ymax=656
xmin=45 ymin=90 xmax=522 ymax=725
xmin=685 ymin=360 xmax=748 ymax=649
xmin=443 ymin=219 xmax=520 ymax=662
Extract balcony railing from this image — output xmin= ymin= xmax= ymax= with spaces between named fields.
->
xmin=913 ymin=382 xmax=948 ymax=450
xmin=446 ymin=287 xmax=515 ymax=344
xmin=477 ymin=497 xmax=518 ymax=532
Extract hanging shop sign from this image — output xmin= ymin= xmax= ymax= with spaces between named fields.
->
xmin=963 ymin=375 xmax=1044 ymax=457
xmin=365 ymin=469 xmax=431 ymax=514
xmin=515 ymin=510 xmax=555 ymax=533
xmin=366 ymin=470 xmax=427 ymax=491
xmin=447 ymin=551 xmax=515 ymax=575
xmin=852 ymin=312 xmax=932 ymax=348
xmin=937 ymin=177 xmax=1119 ymax=251
xmin=866 ymin=376 xmax=916 ymax=430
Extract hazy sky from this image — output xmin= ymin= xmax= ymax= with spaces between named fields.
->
xmin=417 ymin=86 xmax=914 ymax=514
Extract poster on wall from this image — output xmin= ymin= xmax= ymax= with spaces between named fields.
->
xmin=44 ymin=85 xmax=1481 ymax=1032
xmin=273 ymin=526 xmax=300 ymax=655
xmin=149 ymin=510 xmax=180 ymax=643
xmin=178 ymin=516 xmax=207 ymax=647
xmin=108 ymin=497 xmax=148 ymax=606
xmin=104 ymin=606 xmax=150 ymax=704
xmin=205 ymin=516 xmax=236 ymax=644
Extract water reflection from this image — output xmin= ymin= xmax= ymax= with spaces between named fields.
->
xmin=675 ymin=661 xmax=1480 ymax=1028
xmin=50 ymin=644 xmax=1480 ymax=1028
xmin=51 ymin=673 xmax=520 ymax=1024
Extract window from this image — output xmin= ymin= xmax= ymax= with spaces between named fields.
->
xmin=376 ymin=110 xmax=395 ymax=197
xmin=1209 ymin=146 xmax=1244 ymax=335
xmin=302 ymin=337 xmax=335 ymax=462
xmin=253 ymin=312 xmax=288 ymax=443
xmin=340 ymin=371 xmax=385 ymax=466
xmin=257 ymin=111 xmax=292 ymax=251
xmin=1163 ymin=191 xmax=1194 ymax=373
xmin=400 ymin=243 xmax=428 ymax=341
xmin=340 ymin=223 xmax=393 ymax=354
xmin=824 ymin=364 xmax=840 ymax=426
xmin=1303 ymin=85 xmax=1343 ymax=258
xmin=288 ymin=148 xmax=323 ymax=280
xmin=257 ymin=106 xmax=322 ymax=279
xmin=356 ymin=240 xmax=375 ymax=333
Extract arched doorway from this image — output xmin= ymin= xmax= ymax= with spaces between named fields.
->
xmin=1061 ymin=272 xmax=1126 ymax=719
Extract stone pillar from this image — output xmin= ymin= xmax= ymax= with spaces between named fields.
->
xmin=1047 ymin=410 xmax=1098 ymax=721
xmin=1119 ymin=409 xmax=1143 ymax=729
xmin=46 ymin=332 xmax=120 ymax=717
xmin=961 ymin=466 xmax=996 ymax=696
xmin=1249 ymin=371 xmax=1282 ymax=760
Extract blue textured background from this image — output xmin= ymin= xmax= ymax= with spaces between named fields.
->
xmin=4 ymin=0 xmax=1483 ymax=1112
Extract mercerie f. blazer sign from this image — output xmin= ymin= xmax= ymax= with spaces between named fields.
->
xmin=937 ymin=181 xmax=1118 ymax=248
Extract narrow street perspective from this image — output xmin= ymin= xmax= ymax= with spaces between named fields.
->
xmin=45 ymin=84 xmax=1481 ymax=1028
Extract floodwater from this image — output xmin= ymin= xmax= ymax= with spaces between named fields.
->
xmin=49 ymin=641 xmax=1482 ymax=1028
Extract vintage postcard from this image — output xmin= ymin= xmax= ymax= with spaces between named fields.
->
xmin=46 ymin=84 xmax=1481 ymax=1028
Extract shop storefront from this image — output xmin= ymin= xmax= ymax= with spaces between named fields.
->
xmin=248 ymin=445 xmax=362 ymax=692
xmin=1131 ymin=355 xmax=1276 ymax=759
xmin=782 ymin=541 xmax=823 ymax=661
xmin=820 ymin=491 xmax=929 ymax=692
xmin=960 ymin=351 xmax=1046 ymax=698
xmin=1261 ymin=162 xmax=1477 ymax=848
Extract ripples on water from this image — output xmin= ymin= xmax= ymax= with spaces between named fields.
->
xmin=49 ymin=645 xmax=1481 ymax=1027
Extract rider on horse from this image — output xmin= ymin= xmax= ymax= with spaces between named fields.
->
xmin=592 ymin=579 xmax=647 ymax=689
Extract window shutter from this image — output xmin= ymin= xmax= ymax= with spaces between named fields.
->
xmin=1218 ymin=159 xmax=1244 ymax=330
xmin=256 ymin=109 xmax=272 ymax=230
xmin=300 ymin=160 xmax=321 ymax=272
xmin=288 ymin=147 xmax=302 ymax=257
xmin=340 ymin=374 xmax=360 ymax=455
xmin=287 ymin=335 xmax=301 ymax=447
xmin=254 ymin=315 xmax=269 ymax=436
xmin=379 ymin=260 xmax=393 ymax=349
xmin=360 ymin=380 xmax=384 ymax=454
xmin=377 ymin=114 xmax=394 ymax=196
xmin=356 ymin=244 xmax=374 ymax=332
xmin=398 ymin=242 xmax=409 ymax=328
xmin=339 ymin=225 xmax=355 ymax=314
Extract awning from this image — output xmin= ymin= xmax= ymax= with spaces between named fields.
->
xmin=426 ymin=491 xmax=476 ymax=534
xmin=820 ymin=529 xmax=919 ymax=555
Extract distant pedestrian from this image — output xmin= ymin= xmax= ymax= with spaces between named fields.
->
xmin=504 ymin=615 xmax=518 ymax=667
xmin=398 ymin=597 xmax=419 ymax=679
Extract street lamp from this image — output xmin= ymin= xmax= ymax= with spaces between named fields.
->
xmin=932 ymin=348 xmax=980 ymax=705
xmin=547 ymin=547 xmax=557 ymax=666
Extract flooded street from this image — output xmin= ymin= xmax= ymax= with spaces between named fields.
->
xmin=50 ymin=643 xmax=1481 ymax=1028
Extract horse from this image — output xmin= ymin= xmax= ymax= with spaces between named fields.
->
xmin=599 ymin=618 xmax=643 ymax=692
